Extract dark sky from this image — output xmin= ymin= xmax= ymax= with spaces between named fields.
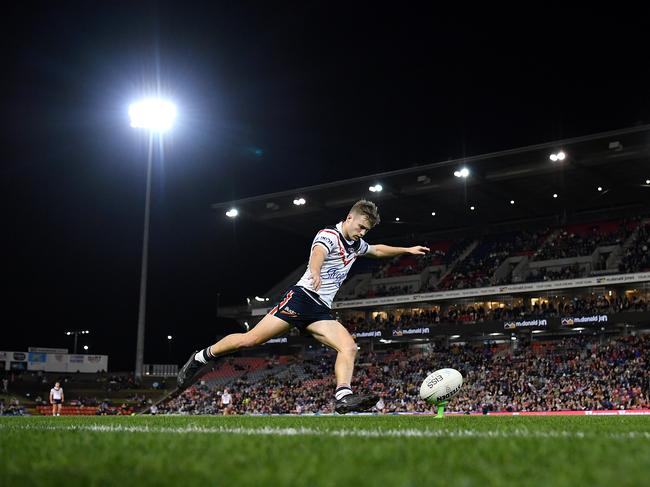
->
xmin=2 ymin=3 xmax=649 ymax=369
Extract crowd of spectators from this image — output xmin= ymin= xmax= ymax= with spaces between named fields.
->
xmin=158 ymin=333 xmax=648 ymax=415
xmin=340 ymin=219 xmax=649 ymax=300
xmin=0 ymin=398 xmax=26 ymax=416
xmin=343 ymin=294 xmax=649 ymax=334
xmin=619 ymin=222 xmax=650 ymax=273
xmin=438 ymin=231 xmax=548 ymax=291
xmin=533 ymin=220 xmax=637 ymax=261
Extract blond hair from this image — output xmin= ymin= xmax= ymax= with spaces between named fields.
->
xmin=349 ymin=200 xmax=380 ymax=227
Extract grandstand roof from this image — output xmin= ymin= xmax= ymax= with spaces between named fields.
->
xmin=212 ymin=125 xmax=650 ymax=240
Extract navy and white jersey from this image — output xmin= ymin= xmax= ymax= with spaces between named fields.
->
xmin=296 ymin=222 xmax=371 ymax=307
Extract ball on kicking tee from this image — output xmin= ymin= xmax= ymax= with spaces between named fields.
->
xmin=419 ymin=368 xmax=463 ymax=404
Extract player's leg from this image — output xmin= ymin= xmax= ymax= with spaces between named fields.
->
xmin=177 ymin=313 xmax=290 ymax=390
xmin=306 ymin=320 xmax=378 ymax=414
xmin=51 ymin=402 xmax=55 ymax=416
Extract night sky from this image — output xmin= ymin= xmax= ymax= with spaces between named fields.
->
xmin=2 ymin=4 xmax=649 ymax=369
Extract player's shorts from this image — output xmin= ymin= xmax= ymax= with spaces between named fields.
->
xmin=54 ymin=399 xmax=62 ymax=404
xmin=269 ymin=286 xmax=334 ymax=330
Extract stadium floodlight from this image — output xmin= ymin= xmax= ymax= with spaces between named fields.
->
xmin=454 ymin=167 xmax=470 ymax=178
xmin=129 ymin=98 xmax=178 ymax=381
xmin=553 ymin=193 xmax=558 ymax=198
xmin=293 ymin=197 xmax=306 ymax=205
xmin=450 ymin=335 xmax=460 ymax=339
xmin=65 ymin=329 xmax=90 ymax=354
xmin=470 ymin=206 xmax=475 ymax=211
xmin=129 ymin=98 xmax=177 ymax=133
xmin=254 ymin=296 xmax=266 ymax=302
xmin=431 ymin=211 xmax=436 ymax=216
xmin=167 ymin=335 xmax=172 ymax=340
xmin=550 ymin=151 xmax=567 ymax=162
xmin=83 ymin=345 xmax=89 ymax=351
xmin=646 ymin=179 xmax=650 ymax=185
xmin=395 ymin=217 xmax=400 ymax=221
xmin=532 ymin=330 xmax=544 ymax=334
xmin=225 ymin=208 xmax=239 ymax=218
xmin=369 ymin=184 xmax=383 ymax=192
xmin=489 ymin=332 xmax=502 ymax=336
xmin=510 ymin=200 xmax=515 ymax=205
xmin=597 ymin=186 xmax=603 ymax=192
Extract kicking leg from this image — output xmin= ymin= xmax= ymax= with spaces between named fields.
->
xmin=177 ymin=313 xmax=290 ymax=390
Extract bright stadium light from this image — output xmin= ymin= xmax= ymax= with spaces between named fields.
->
xmin=550 ymin=151 xmax=567 ymax=162
xmin=510 ymin=200 xmax=515 ymax=205
xmin=369 ymin=184 xmax=383 ymax=192
xmin=431 ymin=211 xmax=436 ymax=216
xmin=293 ymin=198 xmax=306 ymax=206
xmin=450 ymin=335 xmax=460 ymax=339
xmin=83 ymin=345 xmax=89 ymax=351
xmin=646 ymin=179 xmax=650 ymax=185
xmin=597 ymin=186 xmax=603 ymax=192
xmin=454 ymin=167 xmax=470 ymax=178
xmin=129 ymin=98 xmax=177 ymax=133
xmin=553 ymin=193 xmax=558 ymax=198
xmin=226 ymin=208 xmax=239 ymax=218
xmin=470 ymin=206 xmax=475 ymax=211
xmin=395 ymin=217 xmax=400 ymax=221
xmin=254 ymin=296 xmax=266 ymax=302
xmin=167 ymin=335 xmax=172 ymax=340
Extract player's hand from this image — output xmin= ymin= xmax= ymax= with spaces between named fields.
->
xmin=310 ymin=271 xmax=321 ymax=291
xmin=407 ymin=246 xmax=429 ymax=255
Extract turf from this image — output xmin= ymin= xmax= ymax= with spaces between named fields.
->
xmin=1 ymin=415 xmax=649 ymax=487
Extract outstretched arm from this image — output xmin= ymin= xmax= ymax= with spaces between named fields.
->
xmin=365 ymin=244 xmax=429 ymax=258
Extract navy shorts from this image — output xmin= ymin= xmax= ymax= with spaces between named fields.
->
xmin=269 ymin=286 xmax=334 ymax=330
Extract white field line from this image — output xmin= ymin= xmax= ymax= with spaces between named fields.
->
xmin=1 ymin=423 xmax=649 ymax=441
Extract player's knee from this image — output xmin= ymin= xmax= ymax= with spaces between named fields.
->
xmin=341 ymin=342 xmax=358 ymax=358
xmin=239 ymin=332 xmax=263 ymax=348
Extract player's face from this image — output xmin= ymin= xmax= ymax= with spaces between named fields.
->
xmin=348 ymin=214 xmax=372 ymax=240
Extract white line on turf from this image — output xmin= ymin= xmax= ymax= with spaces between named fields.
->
xmin=1 ymin=423 xmax=649 ymax=440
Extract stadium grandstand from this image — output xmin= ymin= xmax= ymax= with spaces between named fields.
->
xmin=156 ymin=124 xmax=649 ymax=416
xmin=3 ymin=125 xmax=649 ymax=416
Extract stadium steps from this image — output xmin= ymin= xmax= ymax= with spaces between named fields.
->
xmin=436 ymin=240 xmax=479 ymax=288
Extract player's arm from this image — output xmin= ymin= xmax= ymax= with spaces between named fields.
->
xmin=49 ymin=392 xmax=54 ymax=404
xmin=61 ymin=390 xmax=64 ymax=403
xmin=365 ymin=244 xmax=429 ymax=258
xmin=309 ymin=244 xmax=327 ymax=291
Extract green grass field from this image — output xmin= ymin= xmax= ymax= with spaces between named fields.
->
xmin=1 ymin=415 xmax=649 ymax=487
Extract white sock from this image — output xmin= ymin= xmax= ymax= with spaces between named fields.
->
xmin=335 ymin=386 xmax=353 ymax=401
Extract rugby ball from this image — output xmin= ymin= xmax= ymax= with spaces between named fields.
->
xmin=419 ymin=368 xmax=463 ymax=404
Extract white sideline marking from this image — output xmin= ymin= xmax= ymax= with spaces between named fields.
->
xmin=1 ymin=423 xmax=649 ymax=441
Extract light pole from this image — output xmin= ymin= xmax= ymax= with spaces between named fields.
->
xmin=129 ymin=98 xmax=176 ymax=380
xmin=65 ymin=330 xmax=90 ymax=354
